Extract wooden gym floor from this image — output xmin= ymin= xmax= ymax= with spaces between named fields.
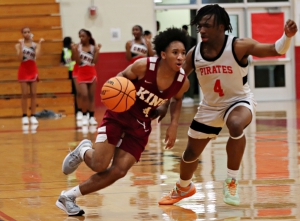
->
xmin=0 ymin=100 xmax=300 ymax=221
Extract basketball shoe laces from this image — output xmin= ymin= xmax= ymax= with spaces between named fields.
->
xmin=226 ymin=179 xmax=237 ymax=196
xmin=65 ymin=195 xmax=79 ymax=210
xmin=170 ymin=185 xmax=185 ymax=198
xmin=69 ymin=151 xmax=80 ymax=167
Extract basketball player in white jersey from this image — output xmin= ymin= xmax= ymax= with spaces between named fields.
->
xmin=159 ymin=4 xmax=298 ymax=206
xmin=125 ymin=25 xmax=155 ymax=64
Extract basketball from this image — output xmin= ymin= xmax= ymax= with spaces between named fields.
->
xmin=100 ymin=76 xmax=136 ymax=112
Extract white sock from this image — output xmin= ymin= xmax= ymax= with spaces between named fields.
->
xmin=179 ymin=178 xmax=192 ymax=188
xmin=79 ymin=146 xmax=92 ymax=160
xmin=227 ymin=168 xmax=239 ymax=179
xmin=63 ymin=185 xmax=82 ymax=198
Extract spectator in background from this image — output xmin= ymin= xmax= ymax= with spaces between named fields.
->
xmin=182 ymin=25 xmax=197 ymax=107
xmin=156 ymin=21 xmax=160 ymax=32
xmin=125 ymin=25 xmax=154 ymax=64
xmin=143 ymin=30 xmax=152 ymax=42
xmin=60 ymin=37 xmax=82 ymax=119
xmin=15 ymin=27 xmax=44 ymax=125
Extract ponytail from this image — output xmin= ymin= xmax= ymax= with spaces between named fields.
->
xmin=89 ymin=38 xmax=95 ymax=45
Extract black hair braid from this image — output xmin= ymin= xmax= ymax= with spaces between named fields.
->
xmin=191 ymin=4 xmax=232 ymax=33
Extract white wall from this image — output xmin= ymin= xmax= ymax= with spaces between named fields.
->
xmin=156 ymin=9 xmax=191 ymax=34
xmin=59 ymin=0 xmax=155 ymax=52
xmin=295 ymin=0 xmax=300 ymax=46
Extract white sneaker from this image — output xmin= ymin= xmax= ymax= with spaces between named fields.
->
xmin=76 ymin=111 xmax=83 ymax=121
xmin=89 ymin=125 xmax=97 ymax=133
xmin=76 ymin=120 xmax=83 ymax=128
xmin=31 ymin=124 xmax=38 ymax=134
xmin=82 ymin=115 xmax=88 ymax=126
xmin=182 ymin=97 xmax=194 ymax=107
xmin=56 ymin=191 xmax=85 ymax=216
xmin=82 ymin=125 xmax=88 ymax=136
xmin=22 ymin=125 xmax=29 ymax=134
xmin=62 ymin=139 xmax=92 ymax=175
xmin=89 ymin=117 xmax=97 ymax=125
xmin=22 ymin=116 xmax=29 ymax=125
xmin=30 ymin=116 xmax=39 ymax=124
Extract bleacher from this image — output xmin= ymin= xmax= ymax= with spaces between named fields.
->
xmin=0 ymin=0 xmax=74 ymax=117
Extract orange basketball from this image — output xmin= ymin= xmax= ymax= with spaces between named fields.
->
xmin=100 ymin=76 xmax=136 ymax=112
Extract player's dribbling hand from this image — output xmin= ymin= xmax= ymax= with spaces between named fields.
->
xmin=163 ymin=124 xmax=178 ymax=150
xmin=284 ymin=19 xmax=298 ymax=37
xmin=149 ymin=103 xmax=169 ymax=122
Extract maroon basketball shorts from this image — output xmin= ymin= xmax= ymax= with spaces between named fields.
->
xmin=95 ymin=110 xmax=152 ymax=161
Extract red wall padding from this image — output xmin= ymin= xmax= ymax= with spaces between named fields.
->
xmin=251 ymin=13 xmax=285 ymax=60
xmin=295 ymin=46 xmax=300 ymax=99
xmin=94 ymin=52 xmax=130 ymax=107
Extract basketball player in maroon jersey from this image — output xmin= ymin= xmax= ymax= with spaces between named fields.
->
xmin=16 ymin=27 xmax=44 ymax=125
xmin=72 ymin=29 xmax=101 ymax=126
xmin=125 ymin=25 xmax=155 ymax=64
xmin=56 ymin=27 xmax=190 ymax=216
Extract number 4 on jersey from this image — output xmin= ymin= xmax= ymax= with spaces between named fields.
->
xmin=214 ymin=79 xmax=224 ymax=97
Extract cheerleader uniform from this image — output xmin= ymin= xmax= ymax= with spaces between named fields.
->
xmin=18 ymin=42 xmax=38 ymax=82
xmin=77 ymin=44 xmax=97 ymax=83
xmin=130 ymin=38 xmax=148 ymax=64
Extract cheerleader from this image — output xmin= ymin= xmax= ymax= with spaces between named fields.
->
xmin=15 ymin=27 xmax=44 ymax=125
xmin=125 ymin=25 xmax=154 ymax=64
xmin=72 ymin=29 xmax=101 ymax=126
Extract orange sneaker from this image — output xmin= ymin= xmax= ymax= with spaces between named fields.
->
xmin=158 ymin=182 xmax=196 ymax=205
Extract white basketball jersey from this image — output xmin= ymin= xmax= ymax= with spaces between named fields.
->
xmin=194 ymin=35 xmax=251 ymax=107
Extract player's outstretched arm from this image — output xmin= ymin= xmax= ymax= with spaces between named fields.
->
xmin=236 ymin=19 xmax=298 ymax=58
xmin=117 ymin=58 xmax=147 ymax=80
xmin=164 ymin=78 xmax=190 ymax=150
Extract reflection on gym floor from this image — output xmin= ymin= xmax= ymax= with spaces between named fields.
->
xmin=0 ymin=100 xmax=299 ymax=221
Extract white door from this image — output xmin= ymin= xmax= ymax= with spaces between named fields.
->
xmin=246 ymin=6 xmax=295 ymax=101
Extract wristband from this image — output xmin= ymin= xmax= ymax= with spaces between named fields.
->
xmin=275 ymin=33 xmax=291 ymax=54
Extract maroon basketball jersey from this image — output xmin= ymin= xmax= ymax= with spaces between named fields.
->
xmin=128 ymin=57 xmax=186 ymax=122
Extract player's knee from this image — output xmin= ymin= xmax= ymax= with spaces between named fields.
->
xmin=91 ymin=161 xmax=107 ymax=173
xmin=111 ymin=166 xmax=128 ymax=179
xmin=184 ymin=147 xmax=198 ymax=161
xmin=227 ymin=120 xmax=244 ymax=137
